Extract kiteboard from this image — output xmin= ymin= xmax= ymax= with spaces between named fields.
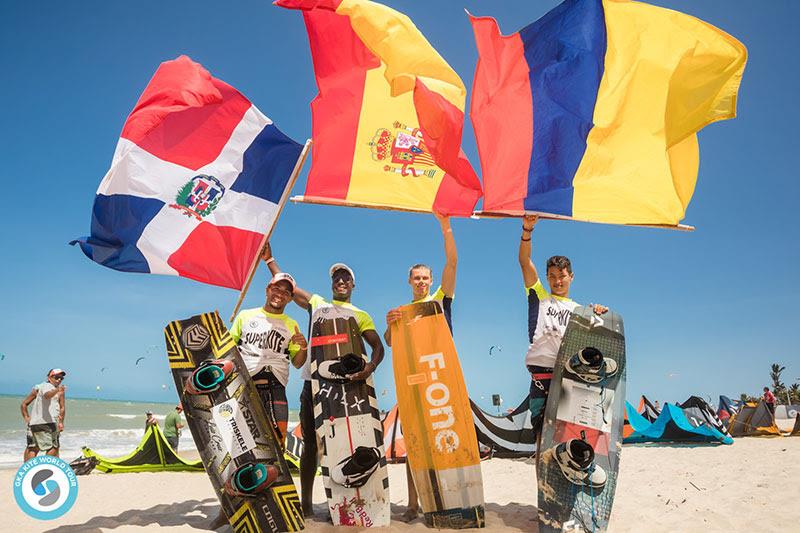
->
xmin=390 ymin=301 xmax=485 ymax=529
xmin=536 ymin=306 xmax=626 ymax=533
xmin=164 ymin=311 xmax=304 ymax=532
xmin=309 ymin=312 xmax=389 ymax=527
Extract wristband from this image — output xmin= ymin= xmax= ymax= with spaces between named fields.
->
xmin=264 ymin=257 xmax=275 ymax=265
xmin=443 ymin=228 xmax=453 ymax=234
xmin=521 ymin=235 xmax=531 ymax=242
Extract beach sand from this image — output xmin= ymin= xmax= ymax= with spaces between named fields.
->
xmin=3 ymin=435 xmax=799 ymax=532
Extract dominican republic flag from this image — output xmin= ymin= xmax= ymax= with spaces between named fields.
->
xmin=72 ymin=56 xmax=303 ymax=290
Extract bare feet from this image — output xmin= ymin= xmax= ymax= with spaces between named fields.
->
xmin=397 ymin=507 xmax=420 ymax=523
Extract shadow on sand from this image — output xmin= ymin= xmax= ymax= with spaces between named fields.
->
xmin=44 ymin=498 xmax=221 ymax=532
xmin=46 ymin=500 xmax=540 ymax=532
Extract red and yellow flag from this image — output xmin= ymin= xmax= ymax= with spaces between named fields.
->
xmin=277 ymin=0 xmax=482 ymax=216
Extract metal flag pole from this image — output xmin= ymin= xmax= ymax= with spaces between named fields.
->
xmin=229 ymin=139 xmax=312 ymax=322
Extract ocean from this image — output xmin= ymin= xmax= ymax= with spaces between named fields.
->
xmin=0 ymin=395 xmax=299 ymax=470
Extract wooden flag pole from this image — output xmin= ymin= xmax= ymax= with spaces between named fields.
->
xmin=229 ymin=139 xmax=312 ymax=322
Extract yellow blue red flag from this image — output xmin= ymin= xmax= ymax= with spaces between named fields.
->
xmin=470 ymin=0 xmax=746 ymax=227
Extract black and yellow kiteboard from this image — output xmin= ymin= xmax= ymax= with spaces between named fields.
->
xmin=164 ymin=311 xmax=303 ymax=532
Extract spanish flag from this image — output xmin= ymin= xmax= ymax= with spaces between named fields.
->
xmin=470 ymin=0 xmax=746 ymax=228
xmin=278 ymin=0 xmax=482 ymax=216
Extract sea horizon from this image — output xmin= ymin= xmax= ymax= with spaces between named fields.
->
xmin=0 ymin=394 xmax=299 ymax=471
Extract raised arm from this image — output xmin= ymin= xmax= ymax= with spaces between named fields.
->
xmin=518 ymin=215 xmax=539 ymax=288
xmin=435 ymin=212 xmax=457 ymax=298
xmin=262 ymin=242 xmax=311 ymax=310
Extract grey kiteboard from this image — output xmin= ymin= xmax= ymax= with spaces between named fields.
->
xmin=536 ymin=306 xmax=626 ymax=532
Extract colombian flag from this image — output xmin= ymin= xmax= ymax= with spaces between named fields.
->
xmin=278 ymin=0 xmax=483 ymax=216
xmin=470 ymin=0 xmax=746 ymax=227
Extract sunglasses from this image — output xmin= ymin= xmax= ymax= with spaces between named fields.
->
xmin=51 ymin=376 xmax=64 ymax=381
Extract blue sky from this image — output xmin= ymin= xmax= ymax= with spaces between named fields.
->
xmin=1 ymin=0 xmax=798 ymax=412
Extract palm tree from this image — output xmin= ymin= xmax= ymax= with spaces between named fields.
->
xmin=770 ymin=363 xmax=786 ymax=389
xmin=790 ymin=383 xmax=800 ymax=404
xmin=770 ymin=363 xmax=787 ymax=402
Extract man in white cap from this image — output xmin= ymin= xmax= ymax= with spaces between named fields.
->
xmin=21 ymin=368 xmax=66 ymax=460
xmin=262 ymin=242 xmax=384 ymax=517
xmin=230 ymin=272 xmax=308 ymax=442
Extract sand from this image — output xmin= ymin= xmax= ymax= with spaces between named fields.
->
xmin=3 ymin=435 xmax=799 ymax=532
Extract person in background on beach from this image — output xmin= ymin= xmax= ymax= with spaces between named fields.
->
xmin=384 ymin=212 xmax=456 ymax=522
xmin=230 ymin=272 xmax=308 ymax=443
xmin=263 ymin=242 xmax=384 ymax=518
xmin=655 ymin=400 xmax=661 ymax=412
xmin=144 ymin=410 xmax=158 ymax=433
xmin=163 ymin=403 xmax=183 ymax=450
xmin=763 ymin=387 xmax=777 ymax=418
xmin=21 ymin=368 xmax=66 ymax=461
xmin=519 ymin=215 xmax=612 ymax=487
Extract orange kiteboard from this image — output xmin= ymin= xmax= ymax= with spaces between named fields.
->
xmin=390 ymin=301 xmax=485 ymax=529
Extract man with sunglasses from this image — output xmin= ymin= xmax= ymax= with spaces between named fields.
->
xmin=21 ymin=368 xmax=66 ymax=460
xmin=263 ymin=243 xmax=384 ymax=517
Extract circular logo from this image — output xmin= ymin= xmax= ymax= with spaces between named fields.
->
xmin=14 ymin=456 xmax=78 ymax=520
xmin=218 ymin=404 xmax=234 ymax=419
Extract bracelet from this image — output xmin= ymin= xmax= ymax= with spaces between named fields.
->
xmin=264 ymin=257 xmax=275 ymax=265
xmin=521 ymin=235 xmax=531 ymax=241
xmin=443 ymin=228 xmax=452 ymax=234
xmin=522 ymin=227 xmax=533 ymax=232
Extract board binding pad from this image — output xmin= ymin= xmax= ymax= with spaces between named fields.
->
xmin=391 ymin=301 xmax=485 ymax=529
xmin=536 ymin=306 xmax=626 ymax=533
xmin=310 ymin=313 xmax=390 ymax=527
xmin=164 ymin=311 xmax=304 ymax=532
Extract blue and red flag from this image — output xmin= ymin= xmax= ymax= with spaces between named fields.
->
xmin=72 ymin=56 xmax=302 ymax=290
xmin=469 ymin=0 xmax=746 ymax=227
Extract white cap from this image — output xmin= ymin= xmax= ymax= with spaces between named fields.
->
xmin=48 ymin=368 xmax=66 ymax=377
xmin=268 ymin=272 xmax=296 ymax=293
xmin=329 ymin=263 xmax=355 ymax=283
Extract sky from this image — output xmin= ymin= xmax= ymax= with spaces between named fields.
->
xmin=1 ymin=0 xmax=798 ymax=413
